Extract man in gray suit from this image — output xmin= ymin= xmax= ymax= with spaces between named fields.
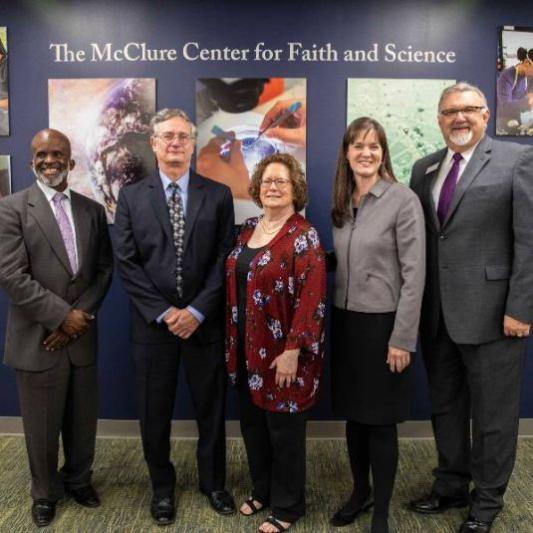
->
xmin=0 ymin=129 xmax=113 ymax=527
xmin=408 ymin=83 xmax=533 ymax=532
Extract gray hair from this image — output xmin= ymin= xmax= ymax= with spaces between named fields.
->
xmin=438 ymin=82 xmax=488 ymax=111
xmin=149 ymin=108 xmax=197 ymax=138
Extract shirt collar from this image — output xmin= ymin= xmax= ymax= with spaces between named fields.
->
xmin=159 ymin=169 xmax=190 ymax=192
xmin=36 ymin=179 xmax=72 ymax=202
xmin=367 ymin=178 xmax=391 ymax=198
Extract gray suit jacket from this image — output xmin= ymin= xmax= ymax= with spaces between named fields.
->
xmin=0 ymin=183 xmax=113 ymax=371
xmin=333 ymin=180 xmax=426 ymax=352
xmin=410 ymin=135 xmax=533 ymax=344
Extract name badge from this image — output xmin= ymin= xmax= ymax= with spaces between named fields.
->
xmin=425 ymin=163 xmax=439 ymax=174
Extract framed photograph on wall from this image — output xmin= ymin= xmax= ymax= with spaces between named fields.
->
xmin=195 ymin=78 xmax=306 ymax=224
xmin=0 ymin=155 xmax=11 ymax=197
xmin=0 ymin=27 xmax=9 ymax=136
xmin=347 ymin=78 xmax=454 ymax=184
xmin=496 ymin=26 xmax=533 ymax=136
xmin=49 ymin=78 xmax=156 ymax=223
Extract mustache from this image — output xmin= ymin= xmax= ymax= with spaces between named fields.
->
xmin=32 ymin=166 xmax=69 ymax=187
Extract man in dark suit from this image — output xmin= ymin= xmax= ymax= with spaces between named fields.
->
xmin=409 ymin=83 xmax=533 ymax=533
xmin=114 ymin=108 xmax=235 ymax=525
xmin=0 ymin=129 xmax=113 ymax=527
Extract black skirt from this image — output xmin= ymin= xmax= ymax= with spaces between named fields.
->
xmin=331 ymin=306 xmax=411 ymax=424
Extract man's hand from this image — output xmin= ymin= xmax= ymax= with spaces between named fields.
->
xmin=503 ymin=314 xmax=531 ymax=338
xmin=197 ymin=137 xmax=250 ymax=199
xmin=60 ymin=309 xmax=94 ymax=338
xmin=269 ymin=348 xmax=299 ymax=388
xmin=387 ymin=346 xmax=411 ymax=373
xmin=164 ymin=307 xmax=200 ymax=339
xmin=43 ymin=329 xmax=72 ymax=352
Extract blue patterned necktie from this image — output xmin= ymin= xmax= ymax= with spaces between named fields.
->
xmin=437 ymin=152 xmax=462 ymax=225
xmin=168 ymin=183 xmax=185 ymax=297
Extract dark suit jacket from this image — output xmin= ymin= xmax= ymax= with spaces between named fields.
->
xmin=114 ymin=170 xmax=235 ymax=344
xmin=0 ymin=183 xmax=113 ymax=371
xmin=410 ymin=135 xmax=533 ymax=345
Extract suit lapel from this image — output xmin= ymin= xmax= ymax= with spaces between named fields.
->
xmin=28 ymin=183 xmax=73 ymax=275
xmin=443 ymin=136 xmax=492 ymax=227
xmin=421 ymin=149 xmax=447 ymax=232
xmin=183 ymin=172 xmax=205 ymax=252
xmin=70 ymin=192 xmax=90 ymax=272
xmin=148 ymin=174 xmax=173 ymax=243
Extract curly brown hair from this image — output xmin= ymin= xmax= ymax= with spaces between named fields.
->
xmin=249 ymin=153 xmax=308 ymax=212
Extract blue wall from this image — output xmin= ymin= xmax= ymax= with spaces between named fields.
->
xmin=1 ymin=0 xmax=532 ymax=420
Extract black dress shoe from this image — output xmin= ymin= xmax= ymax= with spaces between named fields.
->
xmin=150 ymin=497 xmax=175 ymax=526
xmin=31 ymin=500 xmax=56 ymax=528
xmin=459 ymin=516 xmax=492 ymax=532
xmin=206 ymin=490 xmax=236 ymax=515
xmin=330 ymin=493 xmax=374 ymax=527
xmin=408 ymin=491 xmax=469 ymax=514
xmin=66 ymin=485 xmax=101 ymax=507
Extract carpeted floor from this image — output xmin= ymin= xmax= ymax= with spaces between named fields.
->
xmin=1 ymin=436 xmax=533 ymax=532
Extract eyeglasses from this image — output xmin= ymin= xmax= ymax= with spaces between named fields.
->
xmin=260 ymin=178 xmax=291 ymax=187
xmin=155 ymin=132 xmax=195 ymax=144
xmin=439 ymin=106 xmax=486 ymax=118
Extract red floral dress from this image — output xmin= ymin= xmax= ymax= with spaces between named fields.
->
xmin=225 ymin=213 xmax=326 ymax=413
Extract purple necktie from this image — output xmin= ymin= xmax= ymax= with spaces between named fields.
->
xmin=52 ymin=192 xmax=78 ymax=273
xmin=437 ymin=152 xmax=462 ymax=225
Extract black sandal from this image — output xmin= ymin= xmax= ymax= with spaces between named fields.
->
xmin=240 ymin=496 xmax=264 ymax=516
xmin=259 ymin=515 xmax=292 ymax=532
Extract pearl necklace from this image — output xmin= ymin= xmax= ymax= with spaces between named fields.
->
xmin=259 ymin=215 xmax=290 ymax=235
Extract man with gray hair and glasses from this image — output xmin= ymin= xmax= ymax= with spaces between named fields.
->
xmin=409 ymin=82 xmax=533 ymax=532
xmin=115 ymin=108 xmax=236 ymax=525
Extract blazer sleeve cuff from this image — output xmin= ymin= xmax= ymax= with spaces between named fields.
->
xmin=388 ymin=332 xmax=417 ymax=353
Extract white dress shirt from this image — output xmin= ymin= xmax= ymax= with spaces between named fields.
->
xmin=431 ymin=140 xmax=481 ymax=208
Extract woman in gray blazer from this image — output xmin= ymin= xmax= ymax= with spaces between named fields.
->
xmin=329 ymin=117 xmax=425 ymax=533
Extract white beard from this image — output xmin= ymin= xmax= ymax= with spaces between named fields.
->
xmin=449 ymin=129 xmax=473 ymax=146
xmin=33 ymin=167 xmax=69 ymax=188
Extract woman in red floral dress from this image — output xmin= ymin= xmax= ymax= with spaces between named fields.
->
xmin=225 ymin=153 xmax=326 ymax=533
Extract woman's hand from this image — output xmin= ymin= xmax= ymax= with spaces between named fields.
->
xmin=269 ymin=348 xmax=300 ymax=388
xmin=387 ymin=346 xmax=411 ymax=373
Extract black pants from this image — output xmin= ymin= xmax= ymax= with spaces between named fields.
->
xmin=346 ymin=421 xmax=398 ymax=521
xmin=16 ymin=357 xmax=97 ymax=501
xmin=421 ymin=315 xmax=527 ymax=522
xmin=133 ymin=337 xmax=227 ymax=498
xmin=237 ymin=379 xmax=309 ymax=523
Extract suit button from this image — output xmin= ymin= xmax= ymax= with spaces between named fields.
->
xmin=439 ymin=234 xmax=447 ymax=240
